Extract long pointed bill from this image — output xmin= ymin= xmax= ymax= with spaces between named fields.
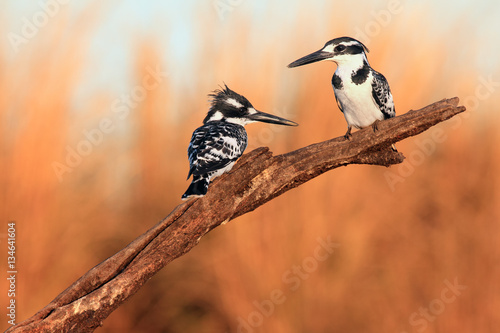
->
xmin=287 ymin=49 xmax=333 ymax=68
xmin=248 ymin=110 xmax=298 ymax=126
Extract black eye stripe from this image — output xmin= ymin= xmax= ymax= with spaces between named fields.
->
xmin=345 ymin=44 xmax=364 ymax=54
xmin=333 ymin=44 xmax=365 ymax=55
xmin=335 ymin=44 xmax=346 ymax=52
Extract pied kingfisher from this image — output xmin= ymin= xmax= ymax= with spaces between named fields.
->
xmin=182 ymin=85 xmax=298 ymax=199
xmin=288 ymin=36 xmax=395 ymax=140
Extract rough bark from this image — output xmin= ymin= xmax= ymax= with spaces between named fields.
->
xmin=7 ymin=97 xmax=466 ymax=333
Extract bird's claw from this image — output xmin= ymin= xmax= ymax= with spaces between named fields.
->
xmin=344 ymin=127 xmax=352 ymax=140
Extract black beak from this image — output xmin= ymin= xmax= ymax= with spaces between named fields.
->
xmin=288 ymin=49 xmax=332 ymax=68
xmin=248 ymin=110 xmax=298 ymax=126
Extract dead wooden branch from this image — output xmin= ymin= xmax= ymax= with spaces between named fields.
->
xmin=7 ymin=97 xmax=466 ymax=333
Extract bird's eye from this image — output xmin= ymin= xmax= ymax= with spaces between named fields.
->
xmin=334 ymin=45 xmax=346 ymax=52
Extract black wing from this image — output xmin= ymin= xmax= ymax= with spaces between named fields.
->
xmin=331 ymin=74 xmax=344 ymax=114
xmin=187 ymin=122 xmax=247 ymax=178
xmin=371 ymin=71 xmax=395 ymax=119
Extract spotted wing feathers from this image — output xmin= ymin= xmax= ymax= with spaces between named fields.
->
xmin=371 ymin=71 xmax=395 ymax=119
xmin=187 ymin=122 xmax=247 ymax=179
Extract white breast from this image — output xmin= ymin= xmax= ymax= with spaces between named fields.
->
xmin=333 ymin=70 xmax=384 ymax=129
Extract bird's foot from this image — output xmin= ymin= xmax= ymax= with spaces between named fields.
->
xmin=371 ymin=120 xmax=381 ymax=132
xmin=343 ymin=127 xmax=352 ymax=140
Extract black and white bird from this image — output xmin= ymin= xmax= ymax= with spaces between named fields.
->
xmin=182 ymin=85 xmax=298 ymax=199
xmin=288 ymin=36 xmax=395 ymax=140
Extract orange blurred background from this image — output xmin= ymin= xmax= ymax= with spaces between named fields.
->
xmin=1 ymin=1 xmax=500 ymax=332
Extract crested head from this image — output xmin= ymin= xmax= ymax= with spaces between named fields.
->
xmin=203 ymin=84 xmax=256 ymax=125
xmin=288 ymin=36 xmax=370 ymax=69
xmin=202 ymin=85 xmax=298 ymax=127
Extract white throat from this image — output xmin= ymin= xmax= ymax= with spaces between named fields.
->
xmin=333 ymin=53 xmax=370 ymax=71
xmin=226 ymin=118 xmax=252 ymax=126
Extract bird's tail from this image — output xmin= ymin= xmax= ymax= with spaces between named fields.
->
xmin=182 ymin=175 xmax=209 ymax=200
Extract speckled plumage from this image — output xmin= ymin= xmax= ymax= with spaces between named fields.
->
xmin=182 ymin=85 xmax=297 ymax=199
xmin=183 ymin=121 xmax=247 ymax=199
xmin=288 ymin=36 xmax=395 ymax=139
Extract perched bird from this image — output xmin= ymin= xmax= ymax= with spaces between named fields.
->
xmin=182 ymin=85 xmax=298 ymax=199
xmin=288 ymin=36 xmax=395 ymax=140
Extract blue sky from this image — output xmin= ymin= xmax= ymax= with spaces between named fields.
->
xmin=3 ymin=0 xmax=500 ymax=110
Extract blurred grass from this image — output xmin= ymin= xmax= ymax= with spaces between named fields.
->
xmin=1 ymin=2 xmax=500 ymax=333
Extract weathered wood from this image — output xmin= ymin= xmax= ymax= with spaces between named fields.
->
xmin=7 ymin=97 xmax=465 ymax=333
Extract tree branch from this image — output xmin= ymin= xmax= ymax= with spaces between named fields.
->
xmin=8 ymin=97 xmax=466 ymax=333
